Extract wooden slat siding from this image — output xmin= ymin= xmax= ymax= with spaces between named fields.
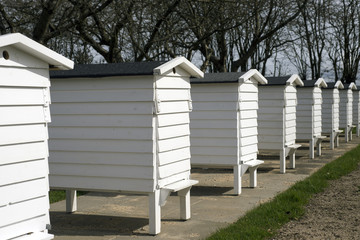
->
xmin=0 ymin=67 xmax=50 ymax=88
xmin=49 ymin=126 xmax=153 ymax=141
xmin=0 ymin=142 xmax=47 ymax=166
xmin=0 ymin=196 xmax=49 ymax=228
xmin=296 ymin=87 xmax=314 ymax=140
xmin=50 ymin=175 xmax=154 ymax=192
xmin=258 ymin=84 xmax=298 ymax=150
xmin=49 ymin=76 xmax=157 ymax=193
xmin=190 ymin=82 xmax=238 ymax=167
xmin=155 ymin=73 xmax=192 ymax=187
xmin=284 ymin=86 xmax=297 ymax=146
xmin=0 ymin=178 xmax=48 ymax=207
xmin=0 ymin=159 xmax=48 ymax=186
xmin=0 ymin=106 xmax=46 ymax=125
xmin=0 ymin=87 xmax=45 ymax=105
xmin=49 ymin=139 xmax=153 ymax=153
xmin=0 ymin=124 xmax=47 ymax=145
xmin=258 ymin=86 xmax=285 ymax=149
xmin=339 ymin=89 xmax=353 ymax=127
xmin=353 ymin=91 xmax=360 ymax=124
xmin=51 ymin=114 xmax=152 ymax=127
xmin=0 ymin=217 xmax=48 ymax=240
xmin=50 ymin=151 xmax=153 ymax=167
xmin=50 ymin=163 xmax=154 ymax=179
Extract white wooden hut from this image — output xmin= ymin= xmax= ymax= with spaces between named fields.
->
xmin=321 ymin=81 xmax=344 ymax=149
xmin=48 ymin=57 xmax=203 ymax=235
xmin=296 ymin=78 xmax=327 ymax=159
xmin=258 ymin=75 xmax=304 ymax=174
xmin=353 ymin=87 xmax=360 ymax=137
xmin=339 ymin=83 xmax=357 ymax=142
xmin=190 ymin=70 xmax=267 ymax=195
xmin=0 ymin=33 xmax=73 ymax=240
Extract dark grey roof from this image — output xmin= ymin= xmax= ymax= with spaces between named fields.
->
xmin=191 ymin=72 xmax=247 ymax=84
xmin=262 ymin=76 xmax=292 ymax=86
xmin=300 ymin=79 xmax=317 ymax=87
xmin=325 ymin=82 xmax=337 ymax=89
xmin=50 ymin=62 xmax=165 ymax=78
xmin=342 ymin=83 xmax=354 ymax=90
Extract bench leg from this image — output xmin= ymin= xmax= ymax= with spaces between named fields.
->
xmin=280 ymin=148 xmax=286 ymax=174
xmin=249 ymin=167 xmax=258 ymax=188
xmin=330 ymin=132 xmax=335 ymax=150
xmin=309 ymin=139 xmax=315 ymax=159
xmin=233 ymin=165 xmax=242 ymax=195
xmin=357 ymin=124 xmax=360 ymax=137
xmin=350 ymin=128 xmax=353 ymax=141
xmin=335 ymin=133 xmax=340 ymax=147
xmin=149 ymin=190 xmax=161 ymax=235
xmin=178 ymin=188 xmax=191 ymax=220
xmin=66 ymin=190 xmax=77 ymax=213
xmin=289 ymin=152 xmax=295 ymax=169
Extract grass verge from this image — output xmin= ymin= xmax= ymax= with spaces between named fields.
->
xmin=49 ymin=190 xmax=88 ymax=204
xmin=207 ymin=144 xmax=360 ymax=240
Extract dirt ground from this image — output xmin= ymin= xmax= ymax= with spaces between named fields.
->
xmin=272 ymin=164 xmax=360 ymax=240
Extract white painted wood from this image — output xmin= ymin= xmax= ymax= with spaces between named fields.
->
xmin=66 ymin=190 xmax=77 ymax=213
xmin=190 ymin=70 xmax=267 ymax=194
xmin=353 ymin=90 xmax=360 ymax=136
xmin=48 ymin=57 xmax=201 ymax=235
xmin=149 ymin=190 xmax=161 ymax=235
xmin=0 ymin=33 xmax=73 ymax=240
xmin=258 ymin=75 xmax=303 ymax=173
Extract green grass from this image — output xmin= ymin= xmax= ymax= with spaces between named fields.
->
xmin=207 ymin=144 xmax=360 ymax=240
xmin=49 ymin=190 xmax=88 ymax=204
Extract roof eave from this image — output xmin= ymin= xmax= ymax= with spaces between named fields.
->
xmin=0 ymin=33 xmax=74 ymax=70
xmin=239 ymin=69 xmax=268 ymax=84
xmin=315 ymin=78 xmax=328 ymax=88
xmin=287 ymin=74 xmax=304 ymax=86
xmin=154 ymin=56 xmax=204 ymax=78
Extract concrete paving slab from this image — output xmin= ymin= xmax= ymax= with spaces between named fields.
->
xmin=50 ymin=137 xmax=360 ymax=240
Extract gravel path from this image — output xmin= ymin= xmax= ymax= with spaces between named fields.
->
xmin=272 ymin=164 xmax=360 ymax=240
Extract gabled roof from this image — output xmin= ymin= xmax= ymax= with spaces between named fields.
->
xmin=301 ymin=78 xmax=328 ymax=88
xmin=264 ymin=74 xmax=304 ymax=86
xmin=51 ymin=56 xmax=203 ymax=79
xmin=342 ymin=82 xmax=357 ymax=90
xmin=326 ymin=81 xmax=344 ymax=89
xmin=190 ymin=69 xmax=267 ymax=84
xmin=0 ymin=33 xmax=73 ymax=70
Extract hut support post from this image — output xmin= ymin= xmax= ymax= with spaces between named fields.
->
xmin=357 ymin=123 xmax=360 ymax=137
xmin=178 ymin=187 xmax=191 ymax=220
xmin=149 ymin=190 xmax=161 ymax=235
xmin=233 ymin=165 xmax=242 ymax=195
xmin=280 ymin=149 xmax=286 ymax=174
xmin=309 ymin=138 xmax=315 ymax=159
xmin=249 ymin=167 xmax=258 ymax=188
xmin=66 ymin=190 xmax=77 ymax=213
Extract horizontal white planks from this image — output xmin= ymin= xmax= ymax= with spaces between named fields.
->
xmin=156 ymin=75 xmax=192 ymax=185
xmin=190 ymin=83 xmax=238 ymax=166
xmin=296 ymin=87 xmax=323 ymax=140
xmin=0 ymin=124 xmax=47 ymax=145
xmin=353 ymin=91 xmax=360 ymax=123
xmin=0 ymin=54 xmax=52 ymax=239
xmin=0 ymin=196 xmax=49 ymax=229
xmin=258 ymin=85 xmax=298 ymax=149
xmin=339 ymin=89 xmax=353 ymax=127
xmin=49 ymin=76 xmax=157 ymax=193
xmin=0 ymin=159 xmax=48 ymax=186
xmin=322 ymin=89 xmax=340 ymax=132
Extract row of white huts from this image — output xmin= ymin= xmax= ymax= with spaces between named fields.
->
xmin=1 ymin=33 xmax=360 ymax=239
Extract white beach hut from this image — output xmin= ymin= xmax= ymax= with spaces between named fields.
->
xmin=353 ymin=86 xmax=360 ymax=137
xmin=48 ymin=57 xmax=203 ymax=235
xmin=258 ymin=75 xmax=304 ymax=174
xmin=339 ymin=83 xmax=357 ymax=142
xmin=321 ymin=81 xmax=344 ymax=149
xmin=0 ymin=33 xmax=73 ymax=240
xmin=190 ymin=70 xmax=267 ymax=195
xmin=296 ymin=78 xmax=327 ymax=159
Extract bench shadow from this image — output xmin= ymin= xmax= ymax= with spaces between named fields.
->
xmin=49 ymin=211 xmax=149 ymax=236
xmin=189 ymin=185 xmax=234 ymax=196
